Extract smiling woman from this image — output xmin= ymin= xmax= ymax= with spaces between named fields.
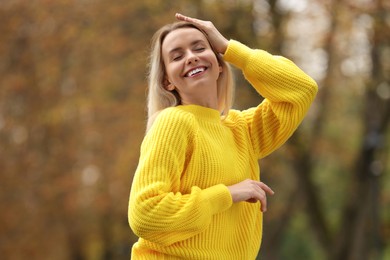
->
xmin=128 ymin=13 xmax=318 ymax=259
xmin=145 ymin=19 xmax=234 ymax=131
xmin=161 ymin=27 xmax=223 ymax=109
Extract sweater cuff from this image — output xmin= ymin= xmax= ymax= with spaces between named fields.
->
xmin=200 ymin=184 xmax=233 ymax=215
xmin=223 ymin=40 xmax=253 ymax=70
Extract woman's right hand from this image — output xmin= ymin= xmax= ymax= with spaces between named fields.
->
xmin=175 ymin=13 xmax=229 ymax=55
xmin=227 ymin=179 xmax=274 ymax=212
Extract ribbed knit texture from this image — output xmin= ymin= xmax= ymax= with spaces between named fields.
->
xmin=128 ymin=40 xmax=318 ymax=259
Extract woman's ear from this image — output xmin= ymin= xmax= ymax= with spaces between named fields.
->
xmin=219 ymin=65 xmax=223 ymax=73
xmin=166 ymin=83 xmax=175 ymax=91
xmin=164 ymin=78 xmax=175 ymax=91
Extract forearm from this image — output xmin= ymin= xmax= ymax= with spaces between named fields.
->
xmin=129 ymin=182 xmax=232 ymax=246
xmin=224 ymin=40 xmax=318 ymax=107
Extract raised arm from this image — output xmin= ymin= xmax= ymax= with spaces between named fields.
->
xmin=225 ymin=40 xmax=318 ymax=158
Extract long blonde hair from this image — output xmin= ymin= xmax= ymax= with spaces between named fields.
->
xmin=146 ymin=21 xmax=234 ymax=130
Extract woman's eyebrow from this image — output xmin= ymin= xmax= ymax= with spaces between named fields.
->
xmin=168 ymin=40 xmax=206 ymax=54
xmin=190 ymin=39 xmax=205 ymax=46
xmin=168 ymin=47 xmax=183 ymax=55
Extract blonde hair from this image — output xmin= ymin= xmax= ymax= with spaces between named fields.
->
xmin=146 ymin=21 xmax=234 ymax=130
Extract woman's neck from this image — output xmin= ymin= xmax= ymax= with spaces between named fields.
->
xmin=180 ymin=94 xmax=218 ymax=110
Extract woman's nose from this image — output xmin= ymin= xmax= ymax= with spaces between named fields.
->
xmin=186 ymin=51 xmax=199 ymax=64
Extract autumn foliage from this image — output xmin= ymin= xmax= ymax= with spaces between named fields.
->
xmin=0 ymin=0 xmax=389 ymax=259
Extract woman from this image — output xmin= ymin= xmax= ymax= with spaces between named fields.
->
xmin=128 ymin=13 xmax=318 ymax=259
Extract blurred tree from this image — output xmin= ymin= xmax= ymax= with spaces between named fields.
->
xmin=259 ymin=0 xmax=390 ymax=259
xmin=331 ymin=0 xmax=390 ymax=258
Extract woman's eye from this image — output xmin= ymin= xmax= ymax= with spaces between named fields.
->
xmin=173 ymin=55 xmax=182 ymax=61
xmin=195 ymin=47 xmax=205 ymax=51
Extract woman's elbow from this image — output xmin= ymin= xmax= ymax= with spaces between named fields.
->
xmin=128 ymin=206 xmax=149 ymax=238
xmin=307 ymin=77 xmax=319 ymax=99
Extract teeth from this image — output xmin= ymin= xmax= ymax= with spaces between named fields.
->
xmin=187 ymin=67 xmax=205 ymax=77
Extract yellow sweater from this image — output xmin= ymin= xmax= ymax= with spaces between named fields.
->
xmin=129 ymin=40 xmax=318 ymax=259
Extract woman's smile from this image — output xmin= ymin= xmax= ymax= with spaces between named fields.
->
xmin=184 ymin=66 xmax=208 ymax=77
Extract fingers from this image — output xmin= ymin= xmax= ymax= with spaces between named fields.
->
xmin=175 ymin=13 xmax=202 ymax=25
xmin=259 ymin=193 xmax=268 ymax=213
xmin=256 ymin=182 xmax=274 ymax=212
xmin=254 ymin=183 xmax=268 ymax=212
xmin=174 ymin=13 xmax=228 ymax=54
xmin=228 ymin=179 xmax=274 ymax=212
xmin=259 ymin=182 xmax=275 ymax=196
xmin=245 ymin=180 xmax=274 ymax=212
xmin=175 ymin=13 xmax=192 ymax=22
xmin=238 ymin=180 xmax=268 ymax=212
xmin=175 ymin=13 xmax=212 ymax=33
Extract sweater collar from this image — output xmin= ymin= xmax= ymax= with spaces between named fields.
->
xmin=178 ymin=105 xmax=221 ymax=122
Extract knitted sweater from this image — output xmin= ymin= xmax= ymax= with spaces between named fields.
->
xmin=128 ymin=40 xmax=318 ymax=259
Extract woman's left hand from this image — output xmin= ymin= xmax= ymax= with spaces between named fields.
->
xmin=227 ymin=179 xmax=275 ymax=213
xmin=175 ymin=13 xmax=229 ymax=55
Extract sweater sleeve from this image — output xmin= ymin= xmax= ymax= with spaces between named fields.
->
xmin=224 ymin=40 xmax=318 ymax=158
xmin=128 ymin=109 xmax=232 ymax=246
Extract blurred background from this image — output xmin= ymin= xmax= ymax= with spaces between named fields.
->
xmin=0 ymin=0 xmax=389 ymax=259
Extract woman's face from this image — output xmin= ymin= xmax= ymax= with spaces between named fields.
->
xmin=161 ymin=27 xmax=221 ymax=106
